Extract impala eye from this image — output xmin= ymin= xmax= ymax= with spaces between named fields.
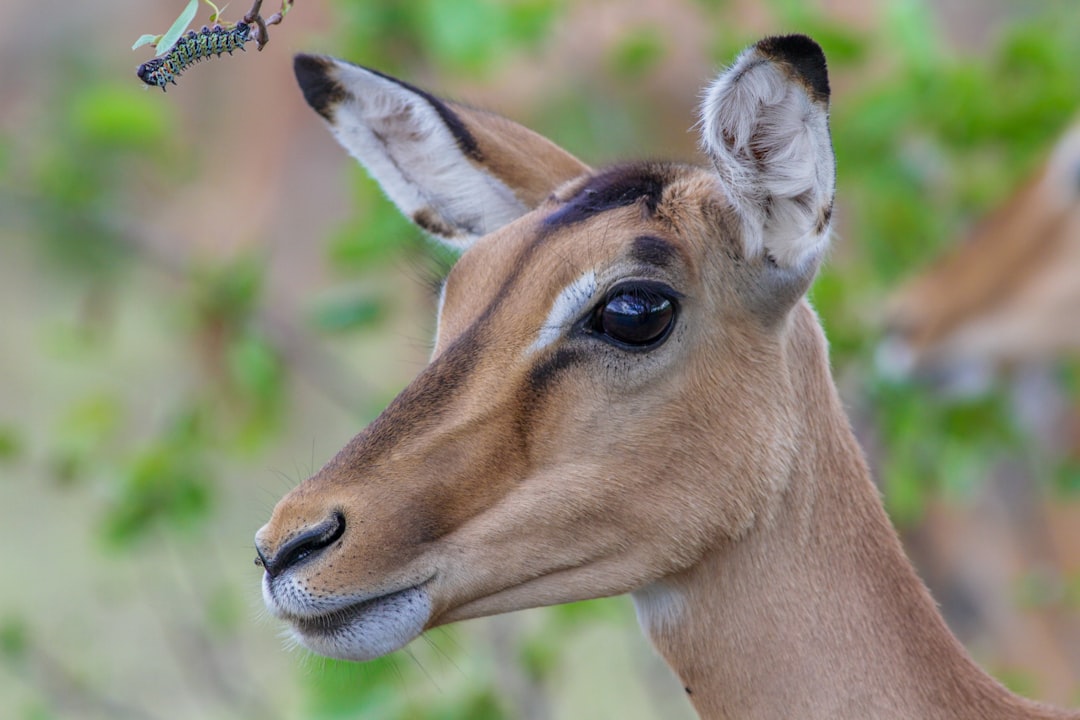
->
xmin=592 ymin=284 xmax=676 ymax=348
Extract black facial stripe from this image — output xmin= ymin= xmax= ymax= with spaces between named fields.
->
xmin=330 ymin=327 xmax=483 ymax=468
xmin=630 ymin=235 xmax=681 ymax=270
xmin=544 ymin=163 xmax=670 ymax=228
xmin=526 ymin=347 xmax=585 ymax=396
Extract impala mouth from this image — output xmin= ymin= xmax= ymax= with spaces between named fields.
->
xmin=289 ymin=586 xmax=420 ymax=634
xmin=277 ymin=582 xmax=434 ymax=662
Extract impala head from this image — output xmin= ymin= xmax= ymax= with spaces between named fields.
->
xmin=878 ymin=121 xmax=1080 ymax=393
xmin=256 ymin=35 xmax=835 ymax=662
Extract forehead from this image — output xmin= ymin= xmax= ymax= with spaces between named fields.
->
xmin=441 ymin=161 xmax=723 ymax=322
xmin=427 ymin=162 xmax=733 ymax=359
xmin=544 ymin=162 xmax=674 ymax=227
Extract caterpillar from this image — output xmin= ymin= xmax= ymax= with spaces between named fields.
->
xmin=137 ymin=22 xmax=250 ymax=91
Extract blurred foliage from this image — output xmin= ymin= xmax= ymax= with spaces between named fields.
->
xmin=609 ymin=28 xmax=667 ymax=79
xmin=310 ymin=291 xmax=385 ymax=334
xmin=12 ymin=77 xmax=176 ymax=280
xmin=0 ymin=425 xmax=23 ymax=464
xmin=325 ymin=168 xmax=423 ymax=272
xmin=329 ymin=0 xmax=564 ymax=75
xmin=814 ymin=1 xmax=1080 ymax=522
xmin=101 ymin=406 xmax=213 ymax=547
xmin=0 ymin=619 xmax=28 ymax=663
xmin=868 ymin=383 xmax=1022 ymax=525
xmin=300 ymin=653 xmax=511 ymax=720
xmin=4 ymin=0 xmax=1080 ymax=716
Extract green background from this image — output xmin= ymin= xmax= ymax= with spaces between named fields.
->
xmin=1 ymin=0 xmax=1079 ymax=717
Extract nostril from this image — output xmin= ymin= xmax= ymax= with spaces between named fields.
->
xmin=258 ymin=511 xmax=345 ymax=578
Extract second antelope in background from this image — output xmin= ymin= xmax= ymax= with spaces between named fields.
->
xmin=880 ymin=121 xmax=1080 ymax=395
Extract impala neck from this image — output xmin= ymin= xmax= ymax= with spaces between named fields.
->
xmin=632 ymin=308 xmax=1075 ymax=720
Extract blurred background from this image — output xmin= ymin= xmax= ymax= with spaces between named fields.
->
xmin=2 ymin=0 xmax=1079 ymax=717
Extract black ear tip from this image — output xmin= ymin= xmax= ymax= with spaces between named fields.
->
xmin=755 ymin=34 xmax=830 ymax=102
xmin=293 ymin=54 xmax=346 ymax=121
xmin=293 ymin=53 xmax=331 ymax=83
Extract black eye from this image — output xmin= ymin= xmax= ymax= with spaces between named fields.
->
xmin=592 ymin=284 xmax=676 ymax=348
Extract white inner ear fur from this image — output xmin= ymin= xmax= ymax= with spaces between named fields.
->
xmin=699 ymin=49 xmax=836 ymax=269
xmin=327 ymin=61 xmax=527 ymax=248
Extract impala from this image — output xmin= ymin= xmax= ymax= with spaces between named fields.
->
xmin=876 ymin=119 xmax=1080 ymax=702
xmin=879 ymin=120 xmax=1080 ymax=395
xmin=255 ymin=35 xmax=1080 ymax=719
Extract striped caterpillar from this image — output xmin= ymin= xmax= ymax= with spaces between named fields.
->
xmin=137 ymin=22 xmax=250 ymax=91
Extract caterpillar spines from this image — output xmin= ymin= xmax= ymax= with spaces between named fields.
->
xmin=137 ymin=22 xmax=250 ymax=91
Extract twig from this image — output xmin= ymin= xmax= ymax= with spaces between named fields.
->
xmin=243 ymin=0 xmax=294 ymax=50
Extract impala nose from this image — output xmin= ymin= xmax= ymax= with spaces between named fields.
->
xmin=255 ymin=511 xmax=346 ymax=578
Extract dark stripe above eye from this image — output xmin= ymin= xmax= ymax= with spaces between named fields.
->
xmin=630 ymin=235 xmax=680 ymax=270
xmin=544 ymin=163 xmax=669 ymax=228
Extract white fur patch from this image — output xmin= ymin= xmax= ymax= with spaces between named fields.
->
xmin=699 ymin=46 xmax=835 ymax=269
xmin=326 ymin=60 xmax=527 ymax=248
xmin=432 ymin=280 xmax=448 ymax=355
xmin=527 ymin=270 xmax=597 ymax=355
xmin=1042 ymin=122 xmax=1080 ymax=205
xmin=261 ymin=570 xmax=432 ymax=662
xmin=873 ymin=334 xmax=917 ymax=381
xmin=631 ymin=581 xmax=686 ymax=636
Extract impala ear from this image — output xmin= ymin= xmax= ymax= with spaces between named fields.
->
xmin=294 ymin=55 xmax=590 ymax=249
xmin=699 ymin=35 xmax=835 ymax=270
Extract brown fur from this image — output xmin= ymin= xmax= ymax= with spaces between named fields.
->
xmin=259 ymin=40 xmax=1080 ymax=720
xmin=453 ymin=104 xmax=590 ymax=207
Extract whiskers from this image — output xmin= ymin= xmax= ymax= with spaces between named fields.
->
xmin=421 ymin=628 xmax=466 ymax=678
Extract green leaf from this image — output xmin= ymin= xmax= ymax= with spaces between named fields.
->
xmin=993 ymin=668 xmax=1039 ymax=699
xmin=156 ymin=0 xmax=199 ymax=55
xmin=131 ymin=33 xmax=159 ymax=51
xmin=52 ymin=393 xmax=124 ymax=483
xmin=1056 ymin=461 xmax=1080 ymax=496
xmin=0 ymin=425 xmax=21 ymax=463
xmin=100 ymin=408 xmax=214 ymax=548
xmin=429 ymin=689 xmax=507 ymax=720
xmin=227 ymin=334 xmax=284 ymax=408
xmin=206 ymin=585 xmax=243 ymax=631
xmin=609 ymin=28 xmax=666 ymax=79
xmin=505 ymin=0 xmax=562 ymax=47
xmin=304 ymin=656 xmax=400 ymax=717
xmin=519 ymin=633 xmax=560 ymax=682
xmin=103 ymin=450 xmax=212 ymax=547
xmin=310 ymin=294 xmax=385 ymax=333
xmin=191 ymin=256 xmax=264 ymax=329
xmin=886 ymin=0 xmax=941 ymax=69
xmin=70 ymin=85 xmax=173 ymax=150
xmin=1066 ymin=573 xmax=1080 ymax=609
xmin=204 ymin=0 xmax=223 ymax=23
xmin=418 ymin=0 xmax=506 ymax=73
xmin=0 ymin=617 xmax=28 ymax=661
